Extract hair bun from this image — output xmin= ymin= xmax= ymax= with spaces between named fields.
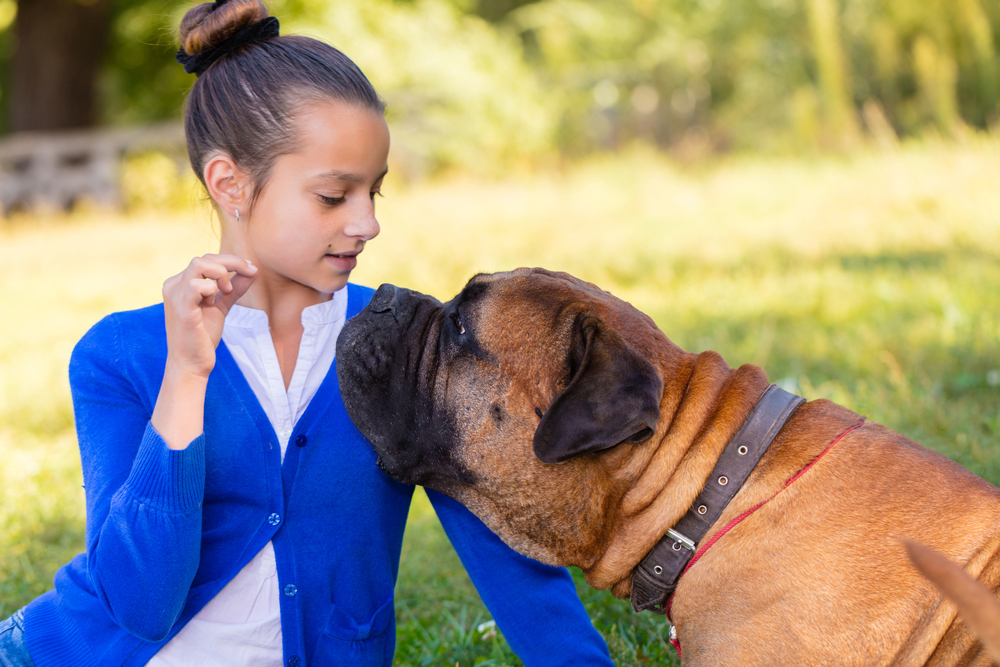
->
xmin=179 ymin=0 xmax=269 ymax=57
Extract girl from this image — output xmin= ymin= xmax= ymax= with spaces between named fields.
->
xmin=0 ymin=1 xmax=614 ymax=665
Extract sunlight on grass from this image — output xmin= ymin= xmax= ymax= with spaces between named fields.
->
xmin=1 ymin=139 xmax=998 ymax=665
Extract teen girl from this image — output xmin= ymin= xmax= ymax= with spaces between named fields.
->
xmin=0 ymin=1 xmax=613 ymax=665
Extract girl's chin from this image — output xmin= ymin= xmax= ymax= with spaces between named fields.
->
xmin=321 ymin=272 xmax=352 ymax=294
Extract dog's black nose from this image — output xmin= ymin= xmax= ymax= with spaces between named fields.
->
xmin=369 ymin=284 xmax=399 ymax=314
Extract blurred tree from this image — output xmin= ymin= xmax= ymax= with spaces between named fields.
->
xmin=471 ymin=0 xmax=539 ymax=23
xmin=806 ymin=0 xmax=860 ymax=146
xmin=0 ymin=1 xmax=14 ymax=132
xmin=1 ymin=0 xmax=186 ymax=132
xmin=1 ymin=0 xmax=998 ymax=158
xmin=101 ymin=0 xmax=190 ymax=126
xmin=851 ymin=0 xmax=999 ymax=137
xmin=10 ymin=0 xmax=111 ymax=131
xmin=275 ymin=0 xmax=554 ymax=176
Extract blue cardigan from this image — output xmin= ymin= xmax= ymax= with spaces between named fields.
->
xmin=22 ymin=284 xmax=612 ymax=666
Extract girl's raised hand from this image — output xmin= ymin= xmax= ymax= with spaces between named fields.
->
xmin=161 ymin=254 xmax=258 ymax=379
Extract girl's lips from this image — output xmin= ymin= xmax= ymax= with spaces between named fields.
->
xmin=325 ymin=253 xmax=358 ymax=271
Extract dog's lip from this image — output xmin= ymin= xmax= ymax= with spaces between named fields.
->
xmin=372 ymin=447 xmax=400 ymax=473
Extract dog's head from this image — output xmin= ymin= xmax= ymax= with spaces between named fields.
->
xmin=337 ymin=268 xmax=686 ymax=567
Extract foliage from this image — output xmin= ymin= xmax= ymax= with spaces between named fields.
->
xmin=100 ymin=0 xmax=553 ymax=176
xmin=0 ymin=0 xmax=14 ymax=133
xmin=275 ymin=0 xmax=554 ymax=177
xmin=1 ymin=140 xmax=998 ymax=662
xmin=504 ymin=0 xmax=1000 ymax=152
xmin=3 ymin=0 xmax=998 ymax=163
xmin=102 ymin=0 xmax=192 ymax=126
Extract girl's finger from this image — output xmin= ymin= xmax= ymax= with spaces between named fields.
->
xmin=186 ymin=258 xmax=236 ymax=294
xmin=214 ymin=269 xmax=257 ymax=314
xmin=199 ymin=254 xmax=258 ymax=278
xmin=187 ymin=278 xmax=221 ymax=306
xmin=187 ymin=256 xmax=258 ymax=296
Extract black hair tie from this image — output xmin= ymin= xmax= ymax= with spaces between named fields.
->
xmin=176 ymin=15 xmax=280 ymax=76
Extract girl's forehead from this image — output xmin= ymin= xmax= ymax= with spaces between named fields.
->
xmin=295 ymin=99 xmax=388 ymax=138
xmin=283 ymin=100 xmax=390 ymax=178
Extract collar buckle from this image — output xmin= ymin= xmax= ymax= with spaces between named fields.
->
xmin=666 ymin=528 xmax=696 ymax=552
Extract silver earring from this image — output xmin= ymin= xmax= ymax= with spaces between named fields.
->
xmin=235 ymin=208 xmax=240 ymax=222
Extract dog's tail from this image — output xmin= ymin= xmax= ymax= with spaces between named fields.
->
xmin=904 ymin=539 xmax=1000 ymax=664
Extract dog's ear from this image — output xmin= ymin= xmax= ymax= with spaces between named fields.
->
xmin=533 ymin=314 xmax=662 ymax=464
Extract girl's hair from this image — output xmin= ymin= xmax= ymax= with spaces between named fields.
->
xmin=177 ymin=0 xmax=385 ymax=212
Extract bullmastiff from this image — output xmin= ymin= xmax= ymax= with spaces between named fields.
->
xmin=336 ymin=268 xmax=1000 ymax=666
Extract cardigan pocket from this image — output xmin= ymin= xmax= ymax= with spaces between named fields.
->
xmin=310 ymin=595 xmax=395 ymax=666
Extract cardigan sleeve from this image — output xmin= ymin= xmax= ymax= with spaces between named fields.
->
xmin=70 ymin=314 xmax=206 ymax=642
xmin=427 ymin=489 xmax=613 ymax=665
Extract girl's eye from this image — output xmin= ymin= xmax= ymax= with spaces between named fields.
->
xmin=319 ymin=195 xmax=345 ymax=206
xmin=450 ymin=312 xmax=466 ymax=335
xmin=370 ymin=190 xmax=384 ymax=200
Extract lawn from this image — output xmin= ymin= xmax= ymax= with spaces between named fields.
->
xmin=1 ymin=138 xmax=998 ymax=665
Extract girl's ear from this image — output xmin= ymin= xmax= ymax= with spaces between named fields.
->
xmin=203 ymin=154 xmax=249 ymax=218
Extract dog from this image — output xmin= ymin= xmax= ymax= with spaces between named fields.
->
xmin=906 ymin=540 xmax=1000 ymax=664
xmin=337 ymin=268 xmax=1000 ymax=666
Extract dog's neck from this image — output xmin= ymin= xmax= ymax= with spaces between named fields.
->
xmin=581 ymin=349 xmax=771 ymax=594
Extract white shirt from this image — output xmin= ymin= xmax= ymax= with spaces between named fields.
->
xmin=147 ymin=289 xmax=348 ymax=666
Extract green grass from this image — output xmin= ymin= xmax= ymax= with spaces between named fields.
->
xmin=394 ymin=490 xmax=677 ymax=666
xmin=2 ymin=137 xmax=999 ymax=665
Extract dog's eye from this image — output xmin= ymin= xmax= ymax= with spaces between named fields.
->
xmin=450 ymin=312 xmax=466 ymax=335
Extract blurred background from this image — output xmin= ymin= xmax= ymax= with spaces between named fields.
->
xmin=1 ymin=0 xmax=999 ymax=665
xmin=1 ymin=0 xmax=999 ymax=166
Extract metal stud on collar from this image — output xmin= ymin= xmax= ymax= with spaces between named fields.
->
xmin=718 ymin=475 xmax=729 ymax=486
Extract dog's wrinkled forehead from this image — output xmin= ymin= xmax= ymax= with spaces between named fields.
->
xmin=465 ymin=268 xmax=662 ymax=357
xmin=458 ymin=270 xmax=593 ymax=370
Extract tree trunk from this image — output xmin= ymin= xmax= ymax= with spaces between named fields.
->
xmin=10 ymin=0 xmax=111 ymax=132
xmin=806 ymin=0 xmax=860 ymax=147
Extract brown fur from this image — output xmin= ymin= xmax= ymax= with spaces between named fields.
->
xmin=906 ymin=541 xmax=1000 ymax=665
xmin=340 ymin=268 xmax=1000 ymax=666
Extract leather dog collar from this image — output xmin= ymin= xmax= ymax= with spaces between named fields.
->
xmin=630 ymin=384 xmax=806 ymax=614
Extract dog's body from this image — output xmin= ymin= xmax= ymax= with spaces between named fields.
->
xmin=337 ymin=268 xmax=1000 ymax=666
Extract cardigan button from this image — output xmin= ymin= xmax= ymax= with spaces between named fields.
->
xmin=295 ymin=434 xmax=308 ymax=447
xmin=288 ymin=657 xmax=300 ymax=667
xmin=268 ymin=513 xmax=281 ymax=526
xmin=284 ymin=584 xmax=298 ymax=597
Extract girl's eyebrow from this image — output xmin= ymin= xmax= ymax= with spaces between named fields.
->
xmin=316 ymin=167 xmax=389 ymax=183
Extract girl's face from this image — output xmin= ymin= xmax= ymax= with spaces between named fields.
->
xmin=238 ymin=100 xmax=390 ymax=295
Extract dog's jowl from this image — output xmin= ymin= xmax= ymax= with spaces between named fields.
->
xmin=337 ymin=268 xmax=1000 ymax=666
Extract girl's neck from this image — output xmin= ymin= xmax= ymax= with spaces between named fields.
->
xmin=219 ymin=238 xmax=334 ymax=390
xmin=236 ymin=275 xmax=332 ymax=332
xmin=218 ymin=236 xmax=333 ymax=333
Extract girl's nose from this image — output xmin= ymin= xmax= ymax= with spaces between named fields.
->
xmin=345 ymin=203 xmax=380 ymax=241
